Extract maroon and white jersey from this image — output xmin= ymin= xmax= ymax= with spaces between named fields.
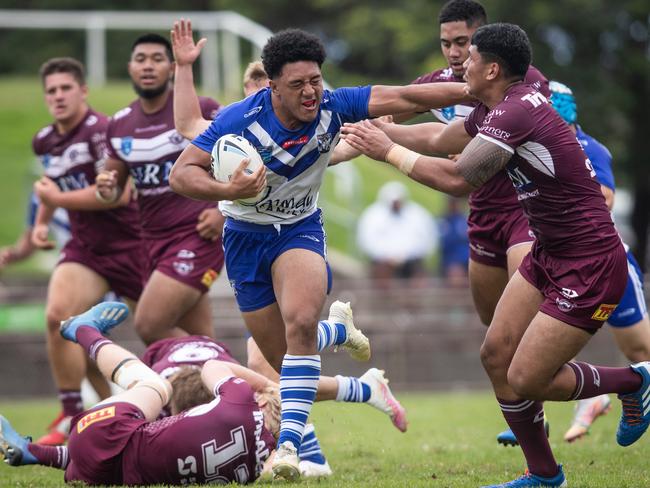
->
xmin=122 ymin=377 xmax=276 ymax=485
xmin=413 ymin=65 xmax=550 ymax=214
xmin=32 ymin=109 xmax=141 ymax=253
xmin=465 ymin=82 xmax=621 ymax=257
xmin=142 ymin=335 xmax=239 ymax=380
xmin=106 ymin=94 xmax=220 ymax=239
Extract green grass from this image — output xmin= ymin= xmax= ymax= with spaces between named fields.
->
xmin=1 ymin=392 xmax=648 ymax=487
xmin=0 ymin=77 xmax=442 ymax=273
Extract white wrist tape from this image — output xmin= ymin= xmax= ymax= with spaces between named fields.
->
xmin=95 ymin=187 xmax=118 ymax=204
xmin=385 ymin=144 xmax=420 ymax=176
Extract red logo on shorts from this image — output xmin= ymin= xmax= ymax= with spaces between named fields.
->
xmin=76 ymin=406 xmax=116 ymax=433
xmin=201 ymin=269 xmax=218 ymax=288
xmin=591 ymin=303 xmax=617 ymax=321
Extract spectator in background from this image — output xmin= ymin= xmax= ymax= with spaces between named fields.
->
xmin=438 ymin=196 xmax=469 ymax=286
xmin=357 ymin=181 xmax=437 ymax=288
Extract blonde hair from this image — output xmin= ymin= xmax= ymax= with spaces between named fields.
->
xmin=168 ymin=367 xmax=213 ymax=415
xmin=254 ymin=386 xmax=281 ymax=438
xmin=243 ymin=60 xmax=268 ymax=85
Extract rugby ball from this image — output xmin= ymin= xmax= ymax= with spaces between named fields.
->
xmin=210 ymin=134 xmax=265 ymax=203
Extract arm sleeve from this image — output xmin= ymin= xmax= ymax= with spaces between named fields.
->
xmin=328 ymin=86 xmax=372 ymax=123
xmin=213 ymin=377 xmax=257 ymax=405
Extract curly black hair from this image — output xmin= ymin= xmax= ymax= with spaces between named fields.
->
xmin=261 ymin=28 xmax=326 ymax=80
xmin=438 ymin=0 xmax=487 ymax=27
xmin=471 ymin=23 xmax=531 ymax=79
xmin=132 ymin=33 xmax=173 ymax=62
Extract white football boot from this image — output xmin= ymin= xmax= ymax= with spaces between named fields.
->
xmin=329 ymin=300 xmax=371 ymax=361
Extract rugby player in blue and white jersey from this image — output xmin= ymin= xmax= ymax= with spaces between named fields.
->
xmin=549 ymin=81 xmax=650 ymax=442
xmin=170 ymin=26 xmax=468 ymax=481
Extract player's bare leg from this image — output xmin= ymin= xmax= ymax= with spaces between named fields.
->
xmin=243 ymin=302 xmax=288 ymax=372
xmin=610 ymin=316 xmax=650 ymax=363
xmin=60 ymin=302 xmax=171 ymax=421
xmin=134 ymin=271 xmax=213 ymax=344
xmin=40 ymin=262 xmax=112 ymax=444
xmin=468 ymin=259 xmax=508 ymax=326
xmin=247 ymin=336 xmax=280 ymax=381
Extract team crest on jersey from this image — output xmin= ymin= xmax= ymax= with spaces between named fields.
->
xmin=317 ymin=133 xmax=332 ymax=153
xmin=441 ymin=106 xmax=456 ymax=121
xmin=120 ymin=137 xmax=134 ymax=156
xmin=77 ymin=406 xmax=116 ymax=433
xmin=256 ymin=145 xmax=274 ymax=163
xmin=591 ymin=303 xmax=617 ymax=321
xmin=169 ymin=131 xmax=185 ymax=145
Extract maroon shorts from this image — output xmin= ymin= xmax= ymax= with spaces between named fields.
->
xmin=145 ymin=229 xmax=225 ymax=293
xmin=65 ymin=402 xmax=146 ymax=485
xmin=467 ymin=207 xmax=534 ymax=268
xmin=519 ymin=242 xmax=628 ymax=331
xmin=58 ymin=239 xmax=144 ymax=301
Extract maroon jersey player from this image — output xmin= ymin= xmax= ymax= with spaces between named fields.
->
xmin=29 ymin=57 xmax=144 ymax=446
xmin=342 ymin=23 xmax=650 ymax=486
xmin=392 ymin=0 xmax=550 ymax=327
xmin=0 ymin=302 xmax=277 ymax=486
xmin=96 ymin=33 xmax=225 ymax=345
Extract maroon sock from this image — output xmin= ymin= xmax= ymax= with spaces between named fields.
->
xmin=498 ymin=398 xmax=558 ymax=479
xmin=76 ymin=325 xmax=112 ymax=361
xmin=27 ymin=443 xmax=69 ymax=469
xmin=567 ymin=362 xmax=642 ymax=400
xmin=58 ymin=390 xmax=83 ymax=417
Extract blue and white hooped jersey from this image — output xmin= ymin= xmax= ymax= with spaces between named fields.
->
xmin=192 ymin=86 xmax=371 ymax=224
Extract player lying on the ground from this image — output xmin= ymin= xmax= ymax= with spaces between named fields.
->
xmin=142 ymin=329 xmax=408 ymax=476
xmin=0 ymin=302 xmax=407 ymax=485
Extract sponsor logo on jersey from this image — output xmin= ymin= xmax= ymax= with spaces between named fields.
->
xmin=77 ymin=406 xmax=116 ymax=433
xmin=317 ymin=133 xmax=332 ymax=153
xmin=201 ymin=268 xmax=218 ymax=288
xmin=120 ymin=136 xmax=133 ymax=156
xmin=85 ymin=114 xmax=98 ymax=126
xmin=591 ymin=303 xmax=618 ymax=321
xmin=244 ymin=106 xmax=263 ymax=118
xmin=282 ymin=135 xmax=309 ymax=149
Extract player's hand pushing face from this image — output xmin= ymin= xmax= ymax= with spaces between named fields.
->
xmin=228 ymin=159 xmax=267 ymax=200
xmin=171 ymin=19 xmax=206 ymax=67
xmin=341 ymin=120 xmax=395 ymax=162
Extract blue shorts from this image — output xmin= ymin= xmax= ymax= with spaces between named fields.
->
xmin=608 ymin=251 xmax=647 ymax=327
xmin=223 ymin=210 xmax=332 ymax=312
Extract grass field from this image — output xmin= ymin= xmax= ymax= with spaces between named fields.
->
xmin=1 ymin=392 xmax=648 ymax=487
xmin=0 ymin=76 xmax=443 ymax=273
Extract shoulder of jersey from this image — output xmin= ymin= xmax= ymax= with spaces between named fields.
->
xmin=220 ymin=89 xmax=268 ymax=125
xmin=35 ymin=125 xmax=54 ymax=140
xmin=112 ymin=105 xmax=134 ymax=121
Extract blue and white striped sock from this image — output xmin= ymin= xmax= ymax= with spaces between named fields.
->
xmin=335 ymin=375 xmax=371 ymax=403
xmin=298 ymin=423 xmax=327 ymax=464
xmin=316 ymin=320 xmax=347 ymax=352
xmin=278 ymin=354 xmax=321 ymax=449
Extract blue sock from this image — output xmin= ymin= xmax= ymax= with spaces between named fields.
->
xmin=278 ymin=354 xmax=321 ymax=449
xmin=316 ymin=320 xmax=347 ymax=352
xmin=298 ymin=424 xmax=327 ymax=464
xmin=335 ymin=375 xmax=371 ymax=402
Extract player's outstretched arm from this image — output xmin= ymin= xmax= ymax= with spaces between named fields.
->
xmin=342 ymin=121 xmax=510 ymax=196
xmin=374 ymin=117 xmax=471 ymax=156
xmin=368 ymin=82 xmax=470 ymax=118
xmin=172 ymin=18 xmax=211 ymax=139
xmin=170 ymin=144 xmax=266 ymax=201
xmin=35 ymin=175 xmax=132 ymax=211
